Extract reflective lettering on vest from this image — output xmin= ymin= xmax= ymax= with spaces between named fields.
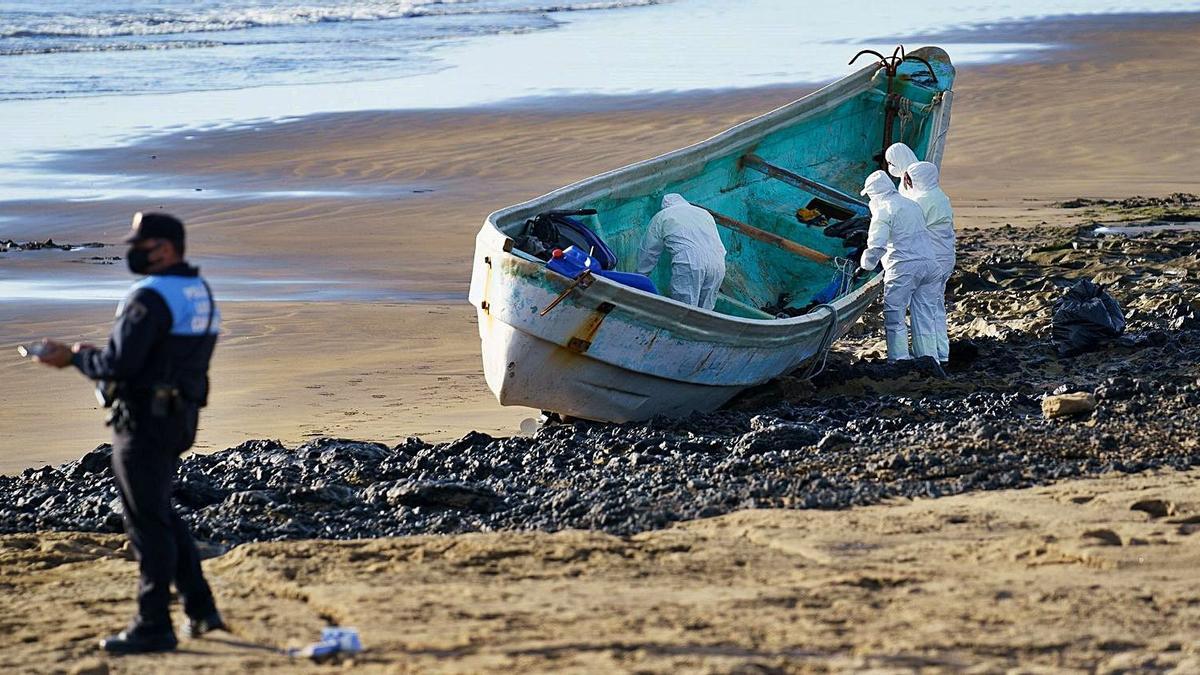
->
xmin=127 ymin=275 xmax=221 ymax=336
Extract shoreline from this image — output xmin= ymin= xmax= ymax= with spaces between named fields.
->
xmin=2 ymin=10 xmax=1196 ymax=246
xmin=2 ymin=10 xmax=1197 ymax=215
xmin=0 ymin=301 xmax=533 ymax=474
xmin=3 ymin=10 xmax=1197 ymax=242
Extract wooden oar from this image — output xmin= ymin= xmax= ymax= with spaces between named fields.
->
xmin=699 ymin=206 xmax=831 ymax=264
xmin=539 ymin=271 xmax=594 ymax=316
xmin=741 ymin=154 xmax=868 ymax=213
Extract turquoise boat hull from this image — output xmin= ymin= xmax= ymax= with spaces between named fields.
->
xmin=469 ymin=47 xmax=956 ymax=422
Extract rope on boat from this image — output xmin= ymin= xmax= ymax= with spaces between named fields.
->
xmin=800 ymin=257 xmax=859 ymax=380
xmin=865 ymin=89 xmax=941 ymax=115
xmin=832 ymin=256 xmax=857 ymax=299
xmin=896 ymin=91 xmax=944 ymax=148
xmin=801 ymin=302 xmax=840 ymax=380
xmin=865 ymin=89 xmax=943 ymax=151
xmin=896 ymin=96 xmax=914 ymax=144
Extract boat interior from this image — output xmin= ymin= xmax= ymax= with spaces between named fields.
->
xmin=503 ymin=54 xmax=953 ymax=321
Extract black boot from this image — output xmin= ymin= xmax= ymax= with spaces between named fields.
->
xmin=183 ymin=610 xmax=227 ymax=639
xmin=99 ymin=626 xmax=178 ymax=654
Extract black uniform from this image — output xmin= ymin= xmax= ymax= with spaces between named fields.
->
xmin=73 ymin=262 xmax=219 ymax=635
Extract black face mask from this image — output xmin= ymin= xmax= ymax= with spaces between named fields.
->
xmin=126 ymin=246 xmax=153 ymax=275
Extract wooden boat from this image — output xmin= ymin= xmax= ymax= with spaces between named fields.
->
xmin=468 ymin=47 xmax=956 ymax=422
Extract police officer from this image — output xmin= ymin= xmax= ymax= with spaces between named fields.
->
xmin=33 ymin=212 xmax=225 ymax=653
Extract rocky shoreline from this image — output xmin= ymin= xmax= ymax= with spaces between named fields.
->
xmin=2 ymin=200 xmax=1199 ymax=546
xmin=0 ymin=239 xmax=104 ymax=253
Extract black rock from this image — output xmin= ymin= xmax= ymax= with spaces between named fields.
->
xmin=816 ymin=432 xmax=852 ymax=452
xmin=174 ymin=474 xmax=225 ymax=509
xmin=74 ymin=445 xmax=113 ymax=476
xmin=382 ymin=480 xmax=503 ymax=514
xmin=735 ymin=417 xmax=821 ymax=455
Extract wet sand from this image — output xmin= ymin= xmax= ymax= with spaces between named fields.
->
xmin=0 ymin=88 xmax=821 ymax=471
xmin=0 ymin=303 xmax=525 ymax=473
xmin=3 ymin=14 xmax=1198 ymax=470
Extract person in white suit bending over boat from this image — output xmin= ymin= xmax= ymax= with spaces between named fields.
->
xmin=903 ymin=161 xmax=956 ymax=363
xmin=859 ymin=170 xmax=941 ymax=361
xmin=636 ymin=193 xmax=727 ymax=310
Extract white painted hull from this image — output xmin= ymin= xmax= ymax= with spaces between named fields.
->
xmin=479 ymin=319 xmax=743 ymax=421
xmin=472 ymin=239 xmax=883 ymax=422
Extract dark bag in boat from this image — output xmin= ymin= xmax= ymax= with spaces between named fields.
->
xmin=1051 ymin=279 xmax=1126 ymax=357
xmin=518 ymin=209 xmax=618 ymax=270
xmin=823 ymin=215 xmax=870 ymax=241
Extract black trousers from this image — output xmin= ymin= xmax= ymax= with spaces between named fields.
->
xmin=111 ymin=401 xmax=216 ymax=633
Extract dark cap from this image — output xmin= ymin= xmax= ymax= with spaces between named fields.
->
xmin=123 ymin=212 xmax=185 ymax=245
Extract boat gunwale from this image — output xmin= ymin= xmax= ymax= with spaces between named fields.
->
xmin=507 ymin=243 xmax=881 ymax=328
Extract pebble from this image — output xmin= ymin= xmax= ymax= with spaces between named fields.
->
xmin=1042 ymin=392 xmax=1098 ymax=418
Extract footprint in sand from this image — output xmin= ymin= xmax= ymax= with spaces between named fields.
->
xmin=1082 ymin=529 xmax=1122 ymax=546
xmin=1130 ymin=499 xmax=1175 ymax=519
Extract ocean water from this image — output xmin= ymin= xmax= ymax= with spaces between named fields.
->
xmin=0 ymin=1 xmax=668 ymax=100
xmin=0 ymin=0 xmax=1198 ymax=202
xmin=3 ymin=0 xmax=1198 ymax=103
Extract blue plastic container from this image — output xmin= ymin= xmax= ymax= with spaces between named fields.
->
xmin=596 ymin=269 xmax=658 ymax=295
xmin=545 ymin=246 xmax=598 ymax=279
xmin=546 ymin=245 xmax=657 ymax=295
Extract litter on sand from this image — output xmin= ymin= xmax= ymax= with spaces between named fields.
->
xmin=291 ymin=627 xmax=363 ymax=662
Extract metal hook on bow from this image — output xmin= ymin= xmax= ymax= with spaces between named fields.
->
xmin=848 ymin=45 xmax=937 ymax=85
xmin=848 ymin=45 xmax=940 ymax=169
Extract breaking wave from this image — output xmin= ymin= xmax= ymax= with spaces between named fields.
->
xmin=0 ymin=40 xmax=224 ymax=56
xmin=0 ymin=0 xmax=664 ymax=40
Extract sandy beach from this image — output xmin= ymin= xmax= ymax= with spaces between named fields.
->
xmin=1 ymin=10 xmax=1199 ymax=672
xmin=4 ymin=468 xmax=1199 ymax=672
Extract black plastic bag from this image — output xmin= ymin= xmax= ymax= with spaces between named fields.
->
xmin=822 ymin=215 xmax=870 ymax=240
xmin=1051 ymin=279 xmax=1126 ymax=357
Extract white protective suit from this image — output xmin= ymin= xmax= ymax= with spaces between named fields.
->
xmin=636 ymin=193 xmax=727 ymax=310
xmin=859 ymin=170 xmax=942 ymax=361
xmin=884 ymin=142 xmax=920 ymax=198
xmin=904 ymin=161 xmax=955 ymax=362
